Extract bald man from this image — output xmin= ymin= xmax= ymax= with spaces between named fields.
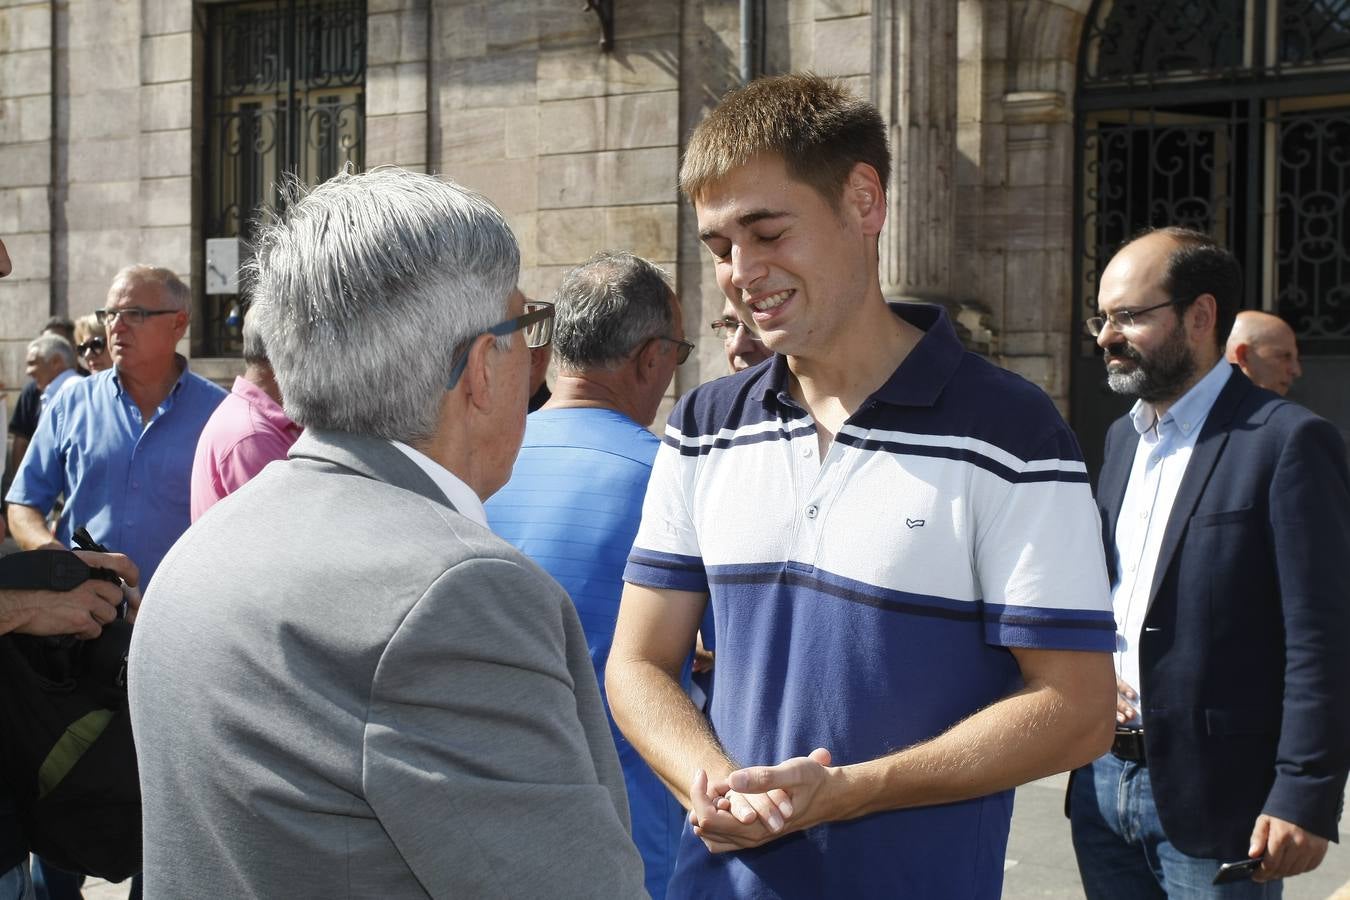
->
xmin=1225 ymin=311 xmax=1302 ymax=396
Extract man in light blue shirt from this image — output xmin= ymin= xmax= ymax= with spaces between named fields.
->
xmin=487 ymin=250 xmax=690 ymax=899
xmin=7 ymin=264 xmax=226 ymax=592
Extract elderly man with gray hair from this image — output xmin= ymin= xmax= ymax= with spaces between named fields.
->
xmin=487 ymin=249 xmax=690 ymax=899
xmin=25 ymin=334 xmax=79 ymax=409
xmin=7 ymin=264 xmax=226 ymax=591
xmin=128 ymin=169 xmax=645 ymax=899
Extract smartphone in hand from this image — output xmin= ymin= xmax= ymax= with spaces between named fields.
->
xmin=1213 ymin=857 xmax=1262 ymax=885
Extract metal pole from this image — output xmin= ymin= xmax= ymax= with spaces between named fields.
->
xmin=740 ymin=0 xmax=754 ymax=83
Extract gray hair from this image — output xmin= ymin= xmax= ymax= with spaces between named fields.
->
xmin=29 ymin=334 xmax=76 ymax=369
xmin=240 ymin=306 xmax=268 ymax=366
xmin=109 ymin=264 xmax=189 ymax=309
xmin=247 ymin=167 xmax=520 ymax=442
xmin=552 ymin=251 xmax=675 ymax=371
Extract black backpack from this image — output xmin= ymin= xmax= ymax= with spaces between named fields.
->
xmin=0 ymin=549 xmax=141 ymax=881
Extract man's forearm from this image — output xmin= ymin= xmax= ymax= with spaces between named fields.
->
xmin=7 ymin=503 xmax=60 ymax=550
xmin=828 ymin=667 xmax=1114 ymax=822
xmin=607 ymin=656 xmax=735 ymax=804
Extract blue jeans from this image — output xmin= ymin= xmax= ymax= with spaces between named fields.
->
xmin=0 ymin=859 xmax=33 ymax=900
xmin=30 ymin=857 xmax=81 ymax=900
xmin=1070 ymin=753 xmax=1280 ymax=900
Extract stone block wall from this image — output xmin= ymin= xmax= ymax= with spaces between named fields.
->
xmin=0 ymin=1 xmax=54 ymax=410
xmin=0 ymin=0 xmax=196 ymax=413
xmin=0 ymin=0 xmax=1092 ymax=420
xmin=396 ymin=0 xmax=688 ymax=400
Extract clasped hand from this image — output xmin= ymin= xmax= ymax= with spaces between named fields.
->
xmin=688 ymin=748 xmax=834 ymax=853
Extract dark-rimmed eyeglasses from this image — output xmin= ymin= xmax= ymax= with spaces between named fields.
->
xmin=445 ymin=301 xmax=555 ymax=390
xmin=95 ymin=307 xmax=179 ymax=326
xmin=710 ymin=316 xmax=764 ymax=344
xmin=1084 ymin=299 xmax=1178 ymax=337
xmin=76 ymin=337 xmax=106 ymax=356
xmin=653 ymin=336 xmax=694 ymax=365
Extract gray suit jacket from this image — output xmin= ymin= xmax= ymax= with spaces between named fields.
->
xmin=129 ymin=430 xmax=646 ymax=898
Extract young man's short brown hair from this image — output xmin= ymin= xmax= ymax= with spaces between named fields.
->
xmin=679 ymin=72 xmax=890 ymax=208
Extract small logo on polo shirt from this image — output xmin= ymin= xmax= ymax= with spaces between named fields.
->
xmin=906 ymin=518 xmax=925 ymax=529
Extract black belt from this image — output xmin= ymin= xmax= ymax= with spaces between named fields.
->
xmin=1111 ymin=728 xmax=1146 ymax=764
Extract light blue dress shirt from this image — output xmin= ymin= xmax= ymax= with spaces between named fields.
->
xmin=7 ymin=361 xmax=227 ymax=590
xmin=1111 ymin=359 xmax=1232 ymax=723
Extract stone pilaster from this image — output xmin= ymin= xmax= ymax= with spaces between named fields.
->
xmin=873 ymin=0 xmax=958 ymax=300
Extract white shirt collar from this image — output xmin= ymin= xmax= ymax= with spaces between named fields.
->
xmin=1128 ymin=358 xmax=1232 ymax=438
xmin=388 ymin=440 xmax=488 ymax=528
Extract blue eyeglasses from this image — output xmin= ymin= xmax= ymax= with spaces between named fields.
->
xmin=445 ymin=301 xmax=555 ymax=390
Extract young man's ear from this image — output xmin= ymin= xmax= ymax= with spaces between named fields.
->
xmin=845 ymin=162 xmax=887 ymax=235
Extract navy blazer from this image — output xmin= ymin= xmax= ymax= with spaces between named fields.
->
xmin=1093 ymin=366 xmax=1350 ymax=858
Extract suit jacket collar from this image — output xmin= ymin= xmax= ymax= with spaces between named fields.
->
xmin=1143 ymin=366 xmax=1253 ymax=604
xmin=287 ymin=428 xmax=457 ymax=512
xmin=1100 ymin=366 xmax=1257 ymax=609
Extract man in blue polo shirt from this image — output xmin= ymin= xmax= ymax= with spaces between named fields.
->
xmin=487 ymin=250 xmax=690 ymax=899
xmin=8 ymin=264 xmax=226 ymax=593
xmin=606 ymin=73 xmax=1118 ymax=899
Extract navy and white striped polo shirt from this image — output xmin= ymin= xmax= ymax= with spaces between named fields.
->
xmin=623 ymin=303 xmax=1114 ymax=898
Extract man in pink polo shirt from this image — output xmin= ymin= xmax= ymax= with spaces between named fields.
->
xmin=190 ymin=308 xmax=301 ymax=521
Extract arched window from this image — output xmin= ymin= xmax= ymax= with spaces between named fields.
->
xmin=1071 ymin=0 xmax=1350 ymax=466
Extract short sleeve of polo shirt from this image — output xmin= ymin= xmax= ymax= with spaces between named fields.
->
xmin=971 ymin=422 xmax=1116 ymax=652
xmin=6 ymin=391 xmax=66 ymax=515
xmin=623 ymin=410 xmax=707 ymax=595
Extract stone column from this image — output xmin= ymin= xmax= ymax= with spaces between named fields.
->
xmin=873 ymin=0 xmax=957 ymax=300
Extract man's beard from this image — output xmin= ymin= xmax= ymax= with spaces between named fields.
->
xmin=1103 ymin=320 xmax=1196 ymax=403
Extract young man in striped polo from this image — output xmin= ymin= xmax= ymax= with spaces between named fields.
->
xmin=606 ymin=73 xmax=1118 ymax=899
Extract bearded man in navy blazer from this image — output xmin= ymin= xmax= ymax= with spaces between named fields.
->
xmin=1068 ymin=226 xmax=1350 ymax=898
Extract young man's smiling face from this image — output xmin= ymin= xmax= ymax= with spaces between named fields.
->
xmin=694 ymin=154 xmax=880 ymax=364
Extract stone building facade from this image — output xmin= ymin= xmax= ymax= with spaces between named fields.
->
xmin=2 ymin=0 xmax=1346 ymax=466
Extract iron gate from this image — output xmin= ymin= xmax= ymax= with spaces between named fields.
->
xmin=204 ymin=0 xmax=366 ymax=355
xmin=1071 ymin=0 xmax=1350 ymax=474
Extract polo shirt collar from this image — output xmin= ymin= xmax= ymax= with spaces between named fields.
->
xmin=232 ymin=376 xmax=301 ymax=439
xmin=750 ymin=301 xmax=965 ymax=409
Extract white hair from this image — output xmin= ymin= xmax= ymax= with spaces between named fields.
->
xmin=247 ymin=167 xmax=520 ymax=442
xmin=29 ymin=334 xmax=76 ymax=369
xmin=109 ymin=264 xmax=189 ymax=309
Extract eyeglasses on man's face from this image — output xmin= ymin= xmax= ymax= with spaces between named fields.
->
xmin=653 ymin=336 xmax=694 ymax=365
xmin=95 ymin=307 xmax=179 ymax=327
xmin=1084 ymin=298 xmax=1179 ymax=337
xmin=710 ymin=316 xmax=764 ymax=344
xmin=445 ymin=300 xmax=555 ymax=390
xmin=76 ymin=337 xmax=106 ymax=356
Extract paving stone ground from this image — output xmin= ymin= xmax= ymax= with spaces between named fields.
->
xmin=82 ymin=773 xmax=1350 ymax=898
